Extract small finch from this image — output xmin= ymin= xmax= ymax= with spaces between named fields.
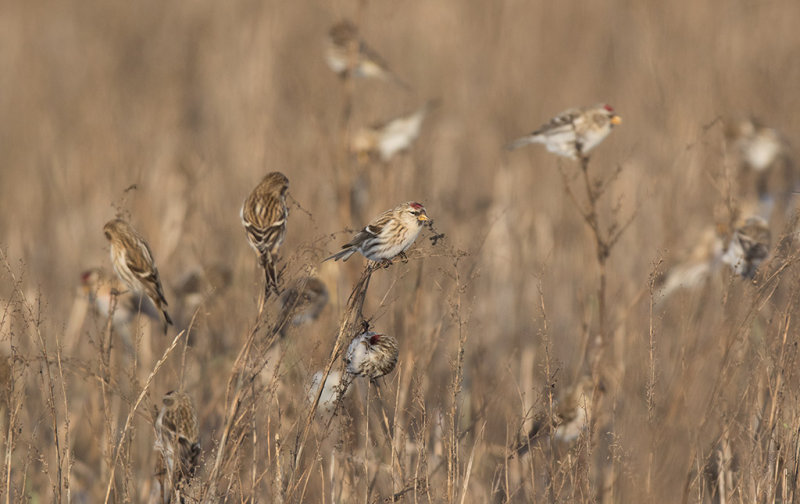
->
xmin=726 ymin=118 xmax=796 ymax=219
xmin=727 ymin=118 xmax=790 ymax=173
xmin=323 ymin=201 xmax=430 ymax=264
xmin=506 ymin=104 xmax=622 ymax=159
xmin=721 ymin=216 xmax=771 ymax=279
xmin=345 ymin=330 xmax=399 ymax=381
xmin=240 ymin=172 xmax=289 ymax=296
xmin=325 ymin=19 xmax=410 ymax=89
xmin=275 ymin=276 xmax=329 ymax=337
xmin=351 ymin=100 xmax=439 ymax=163
xmin=152 ymin=390 xmax=200 ymax=503
xmin=512 ymin=375 xmax=598 ymax=458
xmin=103 ymin=219 xmax=173 ymax=331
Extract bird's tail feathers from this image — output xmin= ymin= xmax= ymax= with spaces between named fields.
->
xmin=323 ymin=247 xmax=356 ymax=262
xmin=505 ymin=135 xmax=535 ymax=151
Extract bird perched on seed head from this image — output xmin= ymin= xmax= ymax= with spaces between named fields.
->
xmin=324 ymin=201 xmax=430 ymax=265
xmin=240 ymin=172 xmax=289 ymax=296
xmin=152 ymin=390 xmax=200 ymax=503
xmin=506 ymin=104 xmax=622 ymax=159
xmin=325 ymin=19 xmax=410 ymax=90
xmin=103 ymin=218 xmax=173 ymax=331
xmin=351 ymin=100 xmax=439 ymax=163
xmin=345 ymin=330 xmax=399 ymax=381
xmin=722 ymin=216 xmax=771 ymax=279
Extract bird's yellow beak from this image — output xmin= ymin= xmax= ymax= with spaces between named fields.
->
xmin=418 ymin=214 xmax=429 ymax=222
xmin=610 ymin=115 xmax=622 ymax=126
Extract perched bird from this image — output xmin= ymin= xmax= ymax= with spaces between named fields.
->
xmin=721 ymin=216 xmax=771 ymax=279
xmin=152 ymin=390 xmax=201 ymax=504
xmin=511 ymin=376 xmax=598 ymax=458
xmin=275 ymin=276 xmax=329 ymax=337
xmin=103 ymin=219 xmax=173 ymax=331
xmin=240 ymin=172 xmax=290 ymax=296
xmin=80 ymin=267 xmax=161 ymax=327
xmin=323 ymin=201 xmax=430 ymax=264
xmin=726 ymin=118 xmax=796 ymax=219
xmin=506 ymin=104 xmax=622 ymax=159
xmin=325 ymin=19 xmax=409 ymax=89
xmin=351 ymin=100 xmax=439 ymax=163
xmin=345 ymin=330 xmax=399 ymax=381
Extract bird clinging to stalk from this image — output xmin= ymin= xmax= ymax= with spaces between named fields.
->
xmin=240 ymin=171 xmax=290 ymax=298
xmin=151 ymin=390 xmax=200 ymax=504
xmin=103 ymin=218 xmax=173 ymax=332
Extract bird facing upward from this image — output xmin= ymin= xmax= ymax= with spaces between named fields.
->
xmin=103 ymin=218 xmax=173 ymax=331
xmin=240 ymin=171 xmax=290 ymax=296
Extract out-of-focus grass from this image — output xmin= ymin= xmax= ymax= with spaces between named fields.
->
xmin=1 ymin=0 xmax=800 ymax=501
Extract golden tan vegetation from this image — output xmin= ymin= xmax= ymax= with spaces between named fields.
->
xmin=1 ymin=0 xmax=800 ymax=502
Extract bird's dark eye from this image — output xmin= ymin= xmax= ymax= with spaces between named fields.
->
xmin=411 ymin=210 xmax=420 ymax=216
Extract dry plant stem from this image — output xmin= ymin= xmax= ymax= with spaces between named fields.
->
xmin=1 ymin=252 xmax=66 ymax=502
xmin=446 ymin=258 xmax=468 ymax=502
xmin=102 ymin=328 xmax=186 ymax=503
xmin=287 ymin=265 xmax=374 ymax=498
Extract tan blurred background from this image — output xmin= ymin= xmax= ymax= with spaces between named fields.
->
xmin=1 ymin=0 xmax=799 ymax=501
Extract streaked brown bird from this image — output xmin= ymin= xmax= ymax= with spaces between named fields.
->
xmin=275 ymin=276 xmax=329 ymax=337
xmin=151 ymin=390 xmax=200 ymax=504
xmin=506 ymin=104 xmax=622 ymax=159
xmin=240 ymin=172 xmax=289 ymax=296
xmin=325 ymin=19 xmax=409 ymax=89
xmin=345 ymin=330 xmax=399 ymax=381
xmin=323 ymin=201 xmax=430 ymax=265
xmin=103 ymin=218 xmax=173 ymax=331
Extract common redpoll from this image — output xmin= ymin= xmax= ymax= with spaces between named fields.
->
xmin=727 ymin=118 xmax=790 ymax=173
xmin=506 ymin=104 xmax=622 ymax=159
xmin=323 ymin=201 xmax=430 ymax=264
xmin=512 ymin=376 xmax=597 ymax=458
xmin=721 ymin=216 xmax=771 ymax=279
xmin=325 ymin=19 xmax=409 ymax=89
xmin=240 ymin=172 xmax=289 ymax=295
xmin=80 ymin=267 xmax=161 ymax=327
xmin=351 ymin=100 xmax=438 ymax=163
xmin=103 ymin=219 xmax=173 ymax=330
xmin=726 ymin=118 xmax=796 ymax=219
xmin=275 ymin=276 xmax=329 ymax=337
xmin=152 ymin=390 xmax=200 ymax=503
xmin=345 ymin=330 xmax=399 ymax=381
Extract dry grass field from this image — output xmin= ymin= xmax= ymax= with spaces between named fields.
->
xmin=1 ymin=0 xmax=800 ymax=502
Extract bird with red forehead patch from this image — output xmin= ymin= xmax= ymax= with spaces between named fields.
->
xmin=324 ymin=201 xmax=430 ymax=265
xmin=506 ymin=103 xmax=622 ymax=159
xmin=345 ymin=330 xmax=399 ymax=380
